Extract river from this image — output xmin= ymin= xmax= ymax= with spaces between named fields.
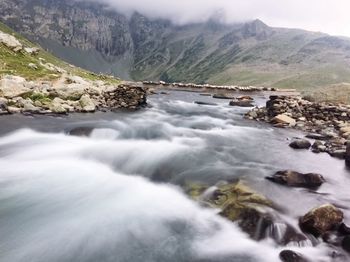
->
xmin=0 ymin=90 xmax=348 ymax=261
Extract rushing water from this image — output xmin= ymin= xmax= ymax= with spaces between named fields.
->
xmin=0 ymin=90 xmax=349 ymax=262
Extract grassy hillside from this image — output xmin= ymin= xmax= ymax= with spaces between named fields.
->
xmin=0 ymin=22 xmax=120 ymax=84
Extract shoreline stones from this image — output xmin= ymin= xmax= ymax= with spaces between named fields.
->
xmin=143 ymin=81 xmax=278 ymax=92
xmin=246 ymin=95 xmax=350 ymax=163
xmin=299 ymin=204 xmax=344 ymax=237
xmin=0 ymin=75 xmax=147 ymax=115
xmin=266 ymin=170 xmax=325 ymax=188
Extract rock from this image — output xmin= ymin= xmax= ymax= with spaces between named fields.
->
xmin=299 ymin=204 xmax=344 ymax=237
xmin=229 ymin=100 xmax=254 ymax=107
xmin=289 ymin=139 xmax=312 ymax=149
xmin=0 ymin=31 xmax=22 ymax=51
xmin=306 ymin=133 xmax=329 ymax=140
xmin=338 ymin=223 xmax=350 ymax=235
xmin=49 ymin=98 xmax=67 ymax=114
xmin=187 ymin=181 xmax=273 ymax=240
xmin=279 ymin=250 xmax=308 ymax=262
xmin=0 ymin=75 xmax=32 ymax=98
xmin=7 ymin=106 xmax=21 ymax=114
xmin=346 ymin=143 xmax=350 ymax=167
xmin=67 ymin=127 xmax=94 ymax=137
xmin=28 ymin=63 xmax=38 ymax=70
xmin=24 ymin=47 xmax=40 ymax=55
xmin=272 ymin=114 xmax=296 ymax=126
xmin=329 ymin=150 xmax=346 ymax=159
xmin=213 ymin=93 xmax=235 ymax=99
xmin=342 ymin=236 xmax=350 ymax=253
xmin=266 ymin=170 xmax=325 ymax=188
xmin=79 ymin=94 xmax=96 ymax=112
xmin=22 ymin=100 xmax=40 ymax=112
xmin=199 ymin=93 xmax=211 ymax=96
xmin=237 ymin=95 xmax=254 ymax=101
xmin=51 ymin=83 xmax=85 ymax=100
xmin=194 ymin=101 xmax=218 ymax=106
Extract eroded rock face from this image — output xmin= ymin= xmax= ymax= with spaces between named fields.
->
xmin=299 ymin=204 xmax=344 ymax=237
xmin=266 ymin=170 xmax=325 ymax=188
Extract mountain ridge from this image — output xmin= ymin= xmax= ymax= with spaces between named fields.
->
xmin=1 ymin=0 xmax=350 ymax=91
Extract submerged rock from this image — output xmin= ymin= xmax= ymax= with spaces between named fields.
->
xmin=266 ymin=170 xmax=325 ymax=188
xmin=289 ymin=139 xmax=311 ymax=149
xmin=229 ymin=100 xmax=254 ymax=107
xmin=186 ymin=181 xmax=273 ymax=240
xmin=299 ymin=204 xmax=344 ymax=237
xmin=194 ymin=101 xmax=218 ymax=106
xmin=212 ymin=93 xmax=235 ymax=99
xmin=279 ymin=250 xmax=309 ymax=262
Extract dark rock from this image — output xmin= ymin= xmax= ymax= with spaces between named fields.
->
xmin=194 ymin=101 xmax=218 ymax=106
xmin=229 ymin=100 xmax=254 ymax=107
xmin=346 ymin=143 xmax=350 ymax=167
xmin=67 ymin=127 xmax=94 ymax=137
xmin=339 ymin=223 xmax=350 ymax=235
xmin=212 ymin=93 xmax=235 ymax=99
xmin=199 ymin=93 xmax=211 ymax=96
xmin=329 ymin=150 xmax=346 ymax=159
xmin=306 ymin=133 xmax=329 ymax=140
xmin=289 ymin=139 xmax=311 ymax=149
xmin=279 ymin=250 xmax=308 ymax=262
xmin=299 ymin=204 xmax=344 ymax=237
xmin=342 ymin=236 xmax=350 ymax=253
xmin=266 ymin=170 xmax=325 ymax=188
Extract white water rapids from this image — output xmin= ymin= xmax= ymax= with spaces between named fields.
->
xmin=0 ymin=90 xmax=347 ymax=262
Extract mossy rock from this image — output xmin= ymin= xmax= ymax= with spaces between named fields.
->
xmin=185 ymin=180 xmax=274 ymax=240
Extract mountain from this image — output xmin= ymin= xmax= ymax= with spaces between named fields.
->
xmin=1 ymin=0 xmax=350 ymax=90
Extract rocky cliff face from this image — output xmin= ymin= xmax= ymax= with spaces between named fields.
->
xmin=1 ymin=0 xmax=350 ymax=89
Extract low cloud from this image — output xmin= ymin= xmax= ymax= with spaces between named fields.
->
xmin=81 ymin=0 xmax=350 ymax=37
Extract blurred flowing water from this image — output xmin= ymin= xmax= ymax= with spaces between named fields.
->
xmin=0 ymin=90 xmax=348 ymax=262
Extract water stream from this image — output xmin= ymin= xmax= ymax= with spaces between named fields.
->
xmin=0 ymin=90 xmax=348 ymax=261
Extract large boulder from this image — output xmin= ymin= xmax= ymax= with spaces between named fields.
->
xmin=79 ymin=94 xmax=96 ymax=112
xmin=51 ymin=83 xmax=86 ymax=101
xmin=289 ymin=139 xmax=312 ymax=149
xmin=187 ymin=181 xmax=273 ymax=240
xmin=0 ymin=31 xmax=22 ymax=51
xmin=299 ymin=204 xmax=344 ymax=237
xmin=49 ymin=98 xmax=67 ymax=114
xmin=266 ymin=170 xmax=325 ymax=188
xmin=0 ymin=75 xmax=32 ymax=98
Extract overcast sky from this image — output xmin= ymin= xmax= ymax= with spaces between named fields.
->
xmin=88 ymin=0 xmax=350 ymax=37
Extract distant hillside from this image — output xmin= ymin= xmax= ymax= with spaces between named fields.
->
xmin=1 ymin=0 xmax=350 ymax=91
xmin=0 ymin=21 xmax=119 ymax=84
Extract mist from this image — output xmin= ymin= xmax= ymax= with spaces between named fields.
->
xmin=79 ymin=0 xmax=350 ymax=37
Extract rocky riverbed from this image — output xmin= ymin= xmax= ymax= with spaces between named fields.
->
xmin=0 ymin=90 xmax=350 ymax=262
xmin=245 ymin=95 xmax=350 ymax=167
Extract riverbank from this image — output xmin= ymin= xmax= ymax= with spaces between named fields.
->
xmin=245 ymin=95 xmax=350 ymax=167
xmin=0 ymin=74 xmax=147 ymax=115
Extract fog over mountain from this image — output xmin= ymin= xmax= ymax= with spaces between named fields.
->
xmin=80 ymin=0 xmax=350 ymax=37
